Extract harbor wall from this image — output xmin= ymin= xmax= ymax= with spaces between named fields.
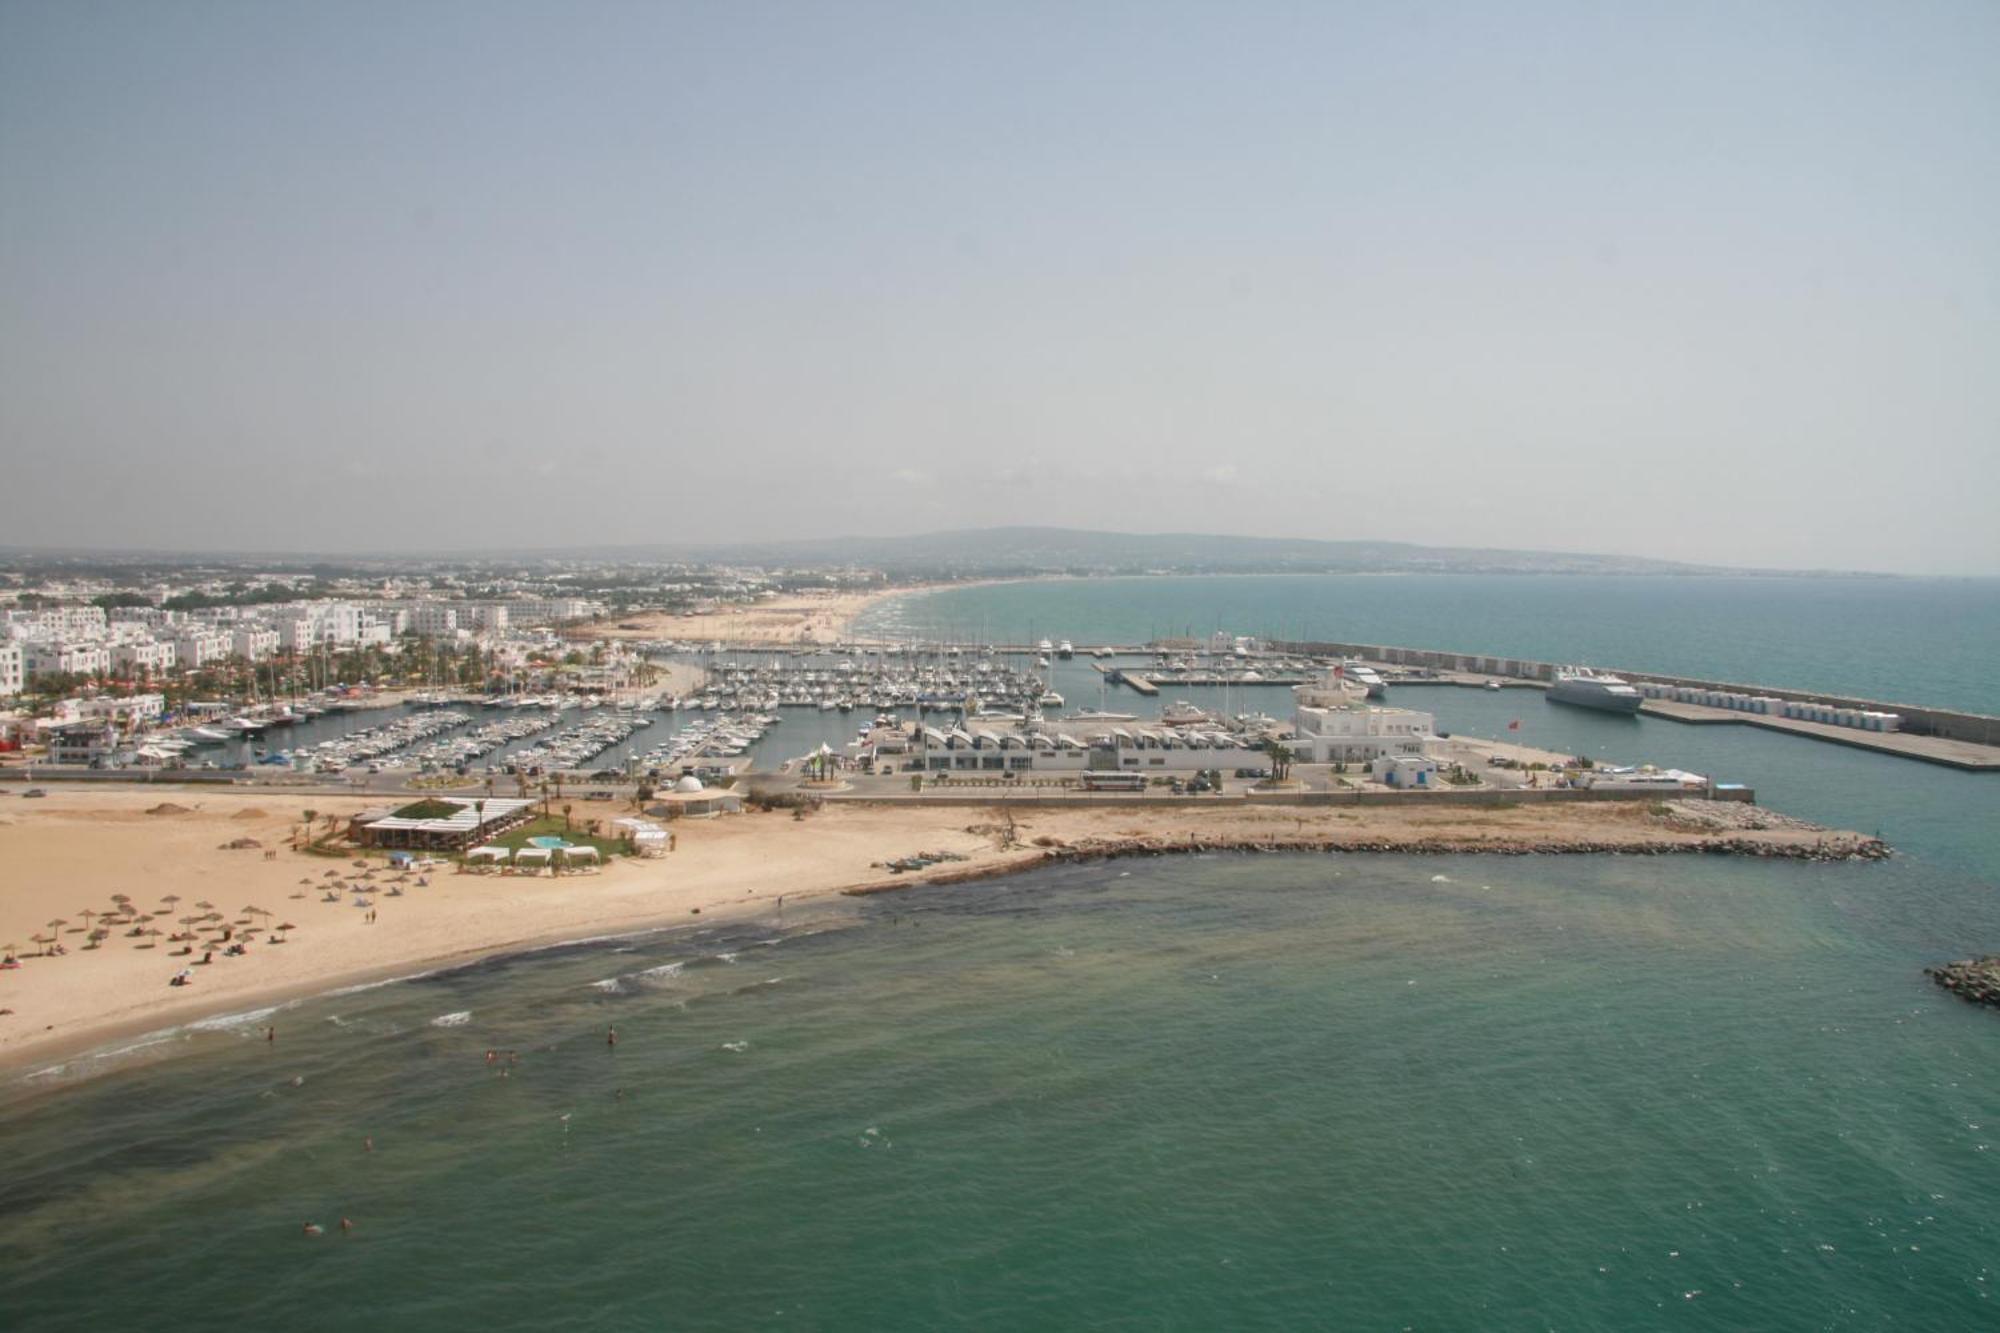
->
xmin=821 ymin=786 xmax=1718 ymax=809
xmin=1266 ymin=640 xmax=2000 ymax=746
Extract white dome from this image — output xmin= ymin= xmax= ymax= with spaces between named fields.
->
xmin=674 ymin=775 xmax=705 ymax=793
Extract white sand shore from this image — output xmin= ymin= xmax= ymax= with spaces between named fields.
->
xmin=576 ymin=586 xmax=899 ymax=645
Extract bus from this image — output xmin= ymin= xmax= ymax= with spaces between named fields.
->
xmin=1078 ymin=770 xmax=1147 ymax=792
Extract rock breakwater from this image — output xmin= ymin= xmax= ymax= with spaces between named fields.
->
xmin=1926 ymin=956 xmax=2000 ymax=1010
xmin=843 ymin=827 xmax=1890 ymax=897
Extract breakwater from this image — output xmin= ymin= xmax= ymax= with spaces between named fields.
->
xmin=1926 ymin=956 xmax=2000 ymax=1009
xmin=1270 ymin=638 xmax=2000 ymax=747
xmin=842 ymin=826 xmax=1890 ymax=897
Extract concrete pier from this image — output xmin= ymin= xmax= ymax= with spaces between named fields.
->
xmin=1095 ymin=664 xmax=1159 ymax=696
xmin=1273 ymin=638 xmax=2000 ymax=772
xmin=1637 ymin=698 xmax=2000 ymax=770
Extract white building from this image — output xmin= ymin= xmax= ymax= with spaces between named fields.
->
xmin=318 ymin=602 xmax=362 ymax=645
xmin=4 ymin=605 xmax=108 ymax=641
xmin=79 ymin=693 xmax=166 ymax=726
xmin=504 ymin=598 xmax=601 ymax=627
xmin=467 ymin=603 xmax=510 ymax=632
xmin=25 ymin=641 xmax=112 ymax=679
xmin=0 ymin=643 xmax=22 ymax=697
xmin=109 ymin=606 xmax=178 ymax=630
xmin=1289 ymin=668 xmax=1438 ymax=765
xmin=113 ymin=639 xmax=177 ymax=675
xmin=172 ymin=629 xmax=234 ymax=670
xmin=408 ymin=604 xmax=459 ymax=637
xmin=1371 ymin=752 xmax=1441 ymax=788
xmin=232 ymin=626 xmax=280 ymax=661
xmin=274 ymin=617 xmax=317 ymax=652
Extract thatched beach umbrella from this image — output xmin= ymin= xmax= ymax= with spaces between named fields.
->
xmin=47 ymin=918 xmax=68 ymax=938
xmin=78 ymin=908 xmax=98 ymax=932
xmin=141 ymin=927 xmax=163 ymax=947
xmin=195 ymin=900 xmax=214 ymax=913
xmin=30 ymin=932 xmax=54 ymax=954
xmin=275 ymin=921 xmax=297 ymax=942
xmin=323 ymin=869 xmax=339 ymax=879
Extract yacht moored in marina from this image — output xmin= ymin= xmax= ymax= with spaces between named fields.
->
xmin=1547 ymin=666 xmax=1644 ymax=714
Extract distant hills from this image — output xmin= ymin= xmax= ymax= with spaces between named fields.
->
xmin=3 ymin=527 xmax=1875 ymax=577
xmin=614 ymin=527 xmax=1743 ymax=577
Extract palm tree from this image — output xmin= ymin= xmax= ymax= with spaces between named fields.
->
xmin=1261 ymin=739 xmax=1294 ymax=783
xmin=561 ymin=802 xmax=573 ymax=832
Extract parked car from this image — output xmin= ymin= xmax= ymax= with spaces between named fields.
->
xmin=585 ymin=790 xmax=614 ymax=801
xmin=22 ymin=788 xmax=47 ymax=798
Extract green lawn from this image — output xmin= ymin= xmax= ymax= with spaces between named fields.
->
xmin=488 ymin=814 xmax=630 ymax=859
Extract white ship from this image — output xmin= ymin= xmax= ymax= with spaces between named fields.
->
xmin=1547 ymin=666 xmax=1644 ymax=714
xmin=1340 ymin=661 xmax=1388 ymax=699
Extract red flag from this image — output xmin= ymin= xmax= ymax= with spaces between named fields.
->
xmin=1507 ymin=719 xmax=1520 ymax=731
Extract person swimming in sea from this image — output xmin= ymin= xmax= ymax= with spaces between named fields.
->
xmin=302 ymin=1222 xmax=323 ymax=1237
xmin=606 ymin=1025 xmax=617 ymax=1048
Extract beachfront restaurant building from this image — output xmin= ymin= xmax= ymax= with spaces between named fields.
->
xmin=353 ymin=797 xmax=536 ymax=852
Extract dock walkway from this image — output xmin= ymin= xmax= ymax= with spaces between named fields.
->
xmin=1637 ymin=699 xmax=2000 ymax=771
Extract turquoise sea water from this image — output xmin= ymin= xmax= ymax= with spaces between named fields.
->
xmin=857 ymin=575 xmax=2000 ymax=715
xmin=3 ymin=577 xmax=1998 ymax=1329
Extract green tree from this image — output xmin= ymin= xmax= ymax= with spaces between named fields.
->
xmin=1261 ymin=739 xmax=1294 ymax=783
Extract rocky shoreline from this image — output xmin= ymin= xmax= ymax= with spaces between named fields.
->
xmin=1925 ymin=956 xmax=2000 ymax=1010
xmin=844 ymin=828 xmax=1891 ymax=896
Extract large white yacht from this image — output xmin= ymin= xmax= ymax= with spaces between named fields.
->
xmin=1340 ymin=661 xmax=1388 ymax=699
xmin=1547 ymin=666 xmax=1644 ymax=714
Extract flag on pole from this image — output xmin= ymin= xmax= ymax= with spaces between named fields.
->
xmin=1507 ymin=719 xmax=1520 ymax=731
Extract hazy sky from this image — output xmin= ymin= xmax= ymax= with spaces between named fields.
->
xmin=3 ymin=1 xmax=1996 ymax=573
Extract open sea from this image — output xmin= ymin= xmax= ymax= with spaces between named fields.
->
xmin=3 ymin=575 xmax=1997 ymax=1329
xmin=856 ymin=574 xmax=2000 ymax=716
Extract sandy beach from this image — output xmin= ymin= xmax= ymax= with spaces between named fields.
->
xmin=0 ymin=787 xmax=1881 ymax=1071
xmin=575 ymin=586 xmax=901 ymax=646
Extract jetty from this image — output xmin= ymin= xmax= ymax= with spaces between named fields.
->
xmin=1270 ymin=638 xmax=2000 ymax=772
xmin=1926 ymin=957 xmax=2000 ymax=1010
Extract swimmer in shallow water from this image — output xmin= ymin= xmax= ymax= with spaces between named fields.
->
xmin=340 ymin=1218 xmax=353 ymax=1234
xmin=303 ymin=1222 xmax=322 ymax=1237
